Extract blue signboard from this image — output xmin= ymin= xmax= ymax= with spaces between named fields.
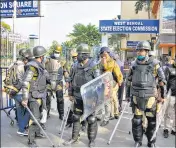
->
xmin=127 ymin=41 xmax=140 ymax=48
xmin=99 ymin=20 xmax=159 ymax=34
xmin=0 ymin=0 xmax=40 ymax=18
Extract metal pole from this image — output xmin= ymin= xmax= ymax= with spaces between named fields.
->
xmin=39 ymin=16 xmax=41 ymax=45
xmin=107 ymin=102 xmax=128 ymax=145
xmin=13 ymin=0 xmax=17 ymax=62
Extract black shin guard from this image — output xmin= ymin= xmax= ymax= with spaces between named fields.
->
xmin=132 ymin=115 xmax=143 ymax=143
xmin=145 ymin=117 xmax=156 ymax=144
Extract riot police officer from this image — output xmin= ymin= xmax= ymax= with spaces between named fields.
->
xmin=45 ymin=45 xmax=68 ymax=120
xmin=126 ymin=41 xmax=166 ymax=147
xmin=64 ymin=43 xmax=101 ymax=147
xmin=65 ymin=51 xmax=87 ymax=132
xmin=21 ymin=46 xmax=50 ymax=147
xmin=65 ymin=51 xmax=77 ymax=127
xmin=163 ymin=58 xmax=176 ymax=138
xmin=71 ymin=52 xmax=78 ymax=63
xmin=4 ymin=48 xmax=33 ymax=136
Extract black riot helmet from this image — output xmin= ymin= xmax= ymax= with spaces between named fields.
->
xmin=23 ymin=49 xmax=34 ymax=60
xmin=136 ymin=41 xmax=151 ymax=51
xmin=76 ymin=43 xmax=91 ymax=54
xmin=33 ymin=46 xmax=47 ymax=58
xmin=17 ymin=48 xmax=26 ymax=59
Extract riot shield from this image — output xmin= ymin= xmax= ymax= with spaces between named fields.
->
xmin=80 ymin=72 xmax=113 ymax=121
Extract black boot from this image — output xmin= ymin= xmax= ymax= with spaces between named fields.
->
xmin=109 ymin=116 xmax=115 ymax=120
xmin=100 ymin=120 xmax=109 ymax=126
xmin=171 ymin=130 xmax=176 ymax=135
xmin=65 ymin=123 xmax=72 ymax=129
xmin=147 ymin=142 xmax=156 ymax=147
xmin=89 ymin=140 xmax=95 ymax=147
xmin=28 ymin=141 xmax=38 ymax=148
xmin=135 ymin=142 xmax=142 ymax=147
xmin=63 ymin=138 xmax=79 ymax=146
xmin=59 ymin=115 xmax=63 ymax=120
xmin=163 ymin=129 xmax=169 ymax=138
xmin=35 ymin=133 xmax=46 ymax=138
xmin=114 ymin=115 xmax=119 ymax=119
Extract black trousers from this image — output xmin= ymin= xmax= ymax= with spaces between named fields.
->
xmin=28 ymin=100 xmax=42 ymax=143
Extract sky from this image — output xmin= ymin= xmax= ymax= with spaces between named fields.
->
xmin=2 ymin=1 xmax=121 ymax=48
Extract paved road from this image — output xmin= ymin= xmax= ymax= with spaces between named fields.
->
xmin=1 ymin=95 xmax=175 ymax=147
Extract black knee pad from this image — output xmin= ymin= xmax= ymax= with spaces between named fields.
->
xmin=87 ymin=115 xmax=96 ymax=124
xmin=73 ymin=114 xmax=80 ymax=122
xmin=132 ymin=116 xmax=142 ymax=126
xmin=56 ymin=90 xmax=63 ymax=99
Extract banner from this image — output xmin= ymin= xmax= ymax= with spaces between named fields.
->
xmin=160 ymin=1 xmax=175 ymax=34
xmin=127 ymin=41 xmax=140 ymax=48
xmin=99 ymin=20 xmax=159 ymax=34
xmin=0 ymin=0 xmax=40 ymax=18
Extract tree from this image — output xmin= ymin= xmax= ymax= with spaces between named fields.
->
xmin=108 ymin=34 xmax=122 ymax=56
xmin=1 ymin=21 xmax=11 ymax=32
xmin=68 ymin=23 xmax=101 ymax=47
xmin=134 ymin=0 xmax=152 ymax=38
xmin=62 ymin=40 xmax=75 ymax=49
xmin=16 ymin=43 xmax=30 ymax=49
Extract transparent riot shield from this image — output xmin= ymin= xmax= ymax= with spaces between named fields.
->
xmin=80 ymin=72 xmax=113 ymax=121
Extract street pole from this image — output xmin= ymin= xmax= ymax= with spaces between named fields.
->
xmin=13 ymin=0 xmax=17 ymax=62
xmin=39 ymin=16 xmax=41 ymax=45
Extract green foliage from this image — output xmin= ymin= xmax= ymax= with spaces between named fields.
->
xmin=134 ymin=0 xmax=151 ymax=14
xmin=108 ymin=34 xmax=121 ymax=53
xmin=68 ymin=23 xmax=101 ymax=47
xmin=16 ymin=43 xmax=30 ymax=49
xmin=1 ymin=21 xmax=11 ymax=32
xmin=46 ymin=40 xmax=59 ymax=56
xmin=62 ymin=40 xmax=75 ymax=49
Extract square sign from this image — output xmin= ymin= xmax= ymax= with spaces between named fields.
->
xmin=0 ymin=0 xmax=40 ymax=18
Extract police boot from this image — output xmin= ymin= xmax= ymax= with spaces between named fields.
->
xmin=100 ymin=120 xmax=109 ymax=126
xmin=65 ymin=123 xmax=72 ymax=129
xmin=35 ymin=133 xmax=46 ymax=138
xmin=89 ymin=140 xmax=95 ymax=148
xmin=64 ymin=114 xmax=81 ymax=146
xmin=63 ymin=135 xmax=80 ymax=146
xmin=163 ymin=129 xmax=169 ymax=138
xmin=171 ymin=130 xmax=176 ymax=136
xmin=134 ymin=142 xmax=142 ymax=147
xmin=59 ymin=115 xmax=64 ymax=120
xmin=28 ymin=141 xmax=38 ymax=148
xmin=147 ymin=142 xmax=156 ymax=147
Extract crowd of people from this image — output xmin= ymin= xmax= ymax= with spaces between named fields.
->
xmin=3 ymin=41 xmax=175 ymax=148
